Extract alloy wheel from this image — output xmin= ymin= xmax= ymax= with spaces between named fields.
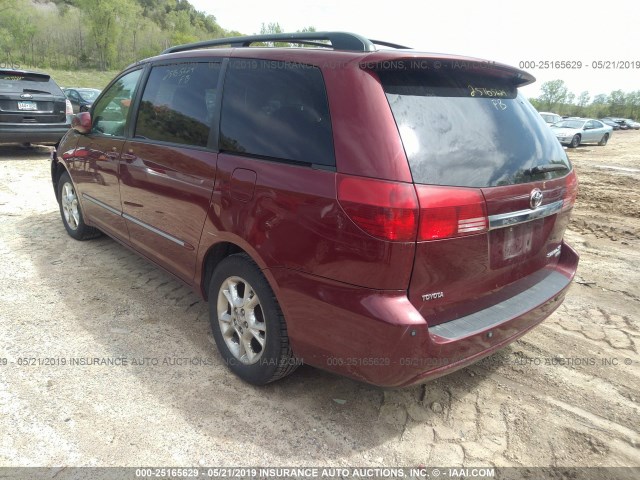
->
xmin=217 ymin=276 xmax=266 ymax=365
xmin=61 ymin=182 xmax=80 ymax=230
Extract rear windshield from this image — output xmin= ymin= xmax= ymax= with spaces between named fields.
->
xmin=554 ymin=120 xmax=584 ymax=129
xmin=378 ymin=68 xmax=570 ymax=187
xmin=0 ymin=72 xmax=63 ymax=95
xmin=77 ymin=89 xmax=101 ymax=101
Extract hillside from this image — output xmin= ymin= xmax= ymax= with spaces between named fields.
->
xmin=0 ymin=0 xmax=242 ymax=71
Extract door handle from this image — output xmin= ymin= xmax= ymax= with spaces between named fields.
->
xmin=106 ymin=146 xmax=119 ymax=159
xmin=121 ymin=149 xmax=137 ymax=162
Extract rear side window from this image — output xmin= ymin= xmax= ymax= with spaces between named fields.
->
xmin=220 ymin=59 xmax=335 ymax=166
xmin=0 ymin=71 xmax=63 ymax=95
xmin=378 ymin=67 xmax=570 ymax=187
xmin=135 ymin=62 xmax=221 ymax=148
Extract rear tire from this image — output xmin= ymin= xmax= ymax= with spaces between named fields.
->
xmin=57 ymin=171 xmax=101 ymax=240
xmin=208 ymin=254 xmax=298 ymax=385
xmin=569 ymin=135 xmax=581 ymax=148
xmin=598 ymin=134 xmax=609 ymax=146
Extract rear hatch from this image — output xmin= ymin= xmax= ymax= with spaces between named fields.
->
xmin=375 ymin=59 xmax=577 ymax=326
xmin=0 ymin=70 xmax=68 ymax=124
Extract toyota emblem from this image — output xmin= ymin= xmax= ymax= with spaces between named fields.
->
xmin=530 ymin=188 xmax=543 ymax=209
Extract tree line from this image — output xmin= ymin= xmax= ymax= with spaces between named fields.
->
xmin=530 ymin=79 xmax=640 ymax=120
xmin=0 ymin=0 xmax=241 ymax=71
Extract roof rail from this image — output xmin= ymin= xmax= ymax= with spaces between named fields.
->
xmin=162 ymin=31 xmax=411 ymax=54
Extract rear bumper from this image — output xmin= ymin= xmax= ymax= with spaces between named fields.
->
xmin=272 ymin=241 xmax=579 ymax=388
xmin=0 ymin=123 xmax=70 ymax=144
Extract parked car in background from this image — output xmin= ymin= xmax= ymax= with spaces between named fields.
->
xmin=605 ymin=117 xmax=629 ymax=130
xmin=51 ymin=31 xmax=579 ymax=387
xmin=624 ymin=119 xmax=640 ymax=130
xmin=63 ymin=88 xmax=101 ymax=113
xmin=551 ymin=118 xmax=613 ymax=147
xmin=600 ymin=118 xmax=620 ymax=130
xmin=0 ymin=68 xmax=72 ymax=145
xmin=539 ymin=111 xmax=562 ymax=125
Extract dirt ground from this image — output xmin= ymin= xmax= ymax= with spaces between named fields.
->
xmin=0 ymin=132 xmax=638 ymax=469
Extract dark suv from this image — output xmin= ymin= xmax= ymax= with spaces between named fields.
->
xmin=51 ymin=32 xmax=579 ymax=387
xmin=0 ymin=69 xmax=72 ymax=144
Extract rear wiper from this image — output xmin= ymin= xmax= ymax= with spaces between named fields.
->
xmin=525 ymin=164 xmax=569 ymax=175
xmin=22 ymin=88 xmax=52 ymax=94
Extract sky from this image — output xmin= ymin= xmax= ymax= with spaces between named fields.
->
xmin=189 ymin=0 xmax=639 ymax=99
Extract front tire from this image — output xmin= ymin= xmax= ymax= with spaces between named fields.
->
xmin=598 ymin=134 xmax=609 ymax=146
xmin=208 ymin=254 xmax=298 ymax=385
xmin=57 ymin=171 xmax=101 ymax=240
xmin=569 ymin=135 xmax=581 ymax=148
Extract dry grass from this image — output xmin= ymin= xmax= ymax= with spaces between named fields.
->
xmin=31 ymin=68 xmax=119 ymax=90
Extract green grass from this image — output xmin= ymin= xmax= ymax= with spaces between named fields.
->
xmin=32 ymin=68 xmax=119 ymax=90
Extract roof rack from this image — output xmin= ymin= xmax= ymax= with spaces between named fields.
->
xmin=162 ymin=31 xmax=411 ymax=54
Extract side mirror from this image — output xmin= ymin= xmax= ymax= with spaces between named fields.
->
xmin=72 ymin=111 xmax=92 ymax=134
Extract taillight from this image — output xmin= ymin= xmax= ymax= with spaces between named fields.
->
xmin=65 ymin=99 xmax=73 ymax=116
xmin=563 ymin=170 xmax=578 ymax=211
xmin=337 ymin=174 xmax=418 ymax=241
xmin=416 ymin=186 xmax=488 ymax=240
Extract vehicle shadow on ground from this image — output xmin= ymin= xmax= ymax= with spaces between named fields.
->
xmin=0 ymin=144 xmax=52 ymax=160
xmin=18 ymin=211 xmax=507 ymax=462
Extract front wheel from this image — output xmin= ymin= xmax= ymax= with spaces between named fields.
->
xmin=598 ymin=134 xmax=609 ymax=146
xmin=57 ymin=171 xmax=101 ymax=240
xmin=208 ymin=254 xmax=298 ymax=385
xmin=569 ymin=135 xmax=581 ymax=148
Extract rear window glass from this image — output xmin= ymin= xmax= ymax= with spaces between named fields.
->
xmin=219 ymin=59 xmax=335 ymax=166
xmin=554 ymin=120 xmax=584 ymax=129
xmin=0 ymin=72 xmax=63 ymax=95
xmin=77 ymin=89 xmax=101 ymax=102
xmin=378 ymin=68 xmax=570 ymax=187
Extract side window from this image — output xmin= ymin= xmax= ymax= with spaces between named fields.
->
xmin=134 ymin=62 xmax=220 ymax=148
xmin=593 ymin=121 xmax=603 ymax=128
xmin=586 ymin=120 xmax=596 ymax=129
xmin=220 ymin=59 xmax=335 ymax=166
xmin=91 ymin=69 xmax=142 ymax=137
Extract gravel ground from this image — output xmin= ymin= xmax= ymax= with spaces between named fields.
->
xmin=0 ymin=133 xmax=638 ymax=469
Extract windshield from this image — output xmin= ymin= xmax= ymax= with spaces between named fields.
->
xmin=77 ymin=89 xmax=101 ymax=102
xmin=378 ymin=68 xmax=570 ymax=187
xmin=0 ymin=72 xmax=63 ymax=95
xmin=554 ymin=120 xmax=585 ymax=129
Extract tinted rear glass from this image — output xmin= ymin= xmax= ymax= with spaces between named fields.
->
xmin=0 ymin=72 xmax=63 ymax=95
xmin=219 ymin=59 xmax=335 ymax=166
xmin=378 ymin=68 xmax=570 ymax=187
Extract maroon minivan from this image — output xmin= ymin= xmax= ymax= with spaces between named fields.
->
xmin=51 ymin=32 xmax=579 ymax=387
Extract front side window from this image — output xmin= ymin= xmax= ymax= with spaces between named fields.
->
xmin=135 ymin=62 xmax=221 ymax=148
xmin=91 ymin=69 xmax=142 ymax=137
xmin=219 ymin=59 xmax=335 ymax=166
